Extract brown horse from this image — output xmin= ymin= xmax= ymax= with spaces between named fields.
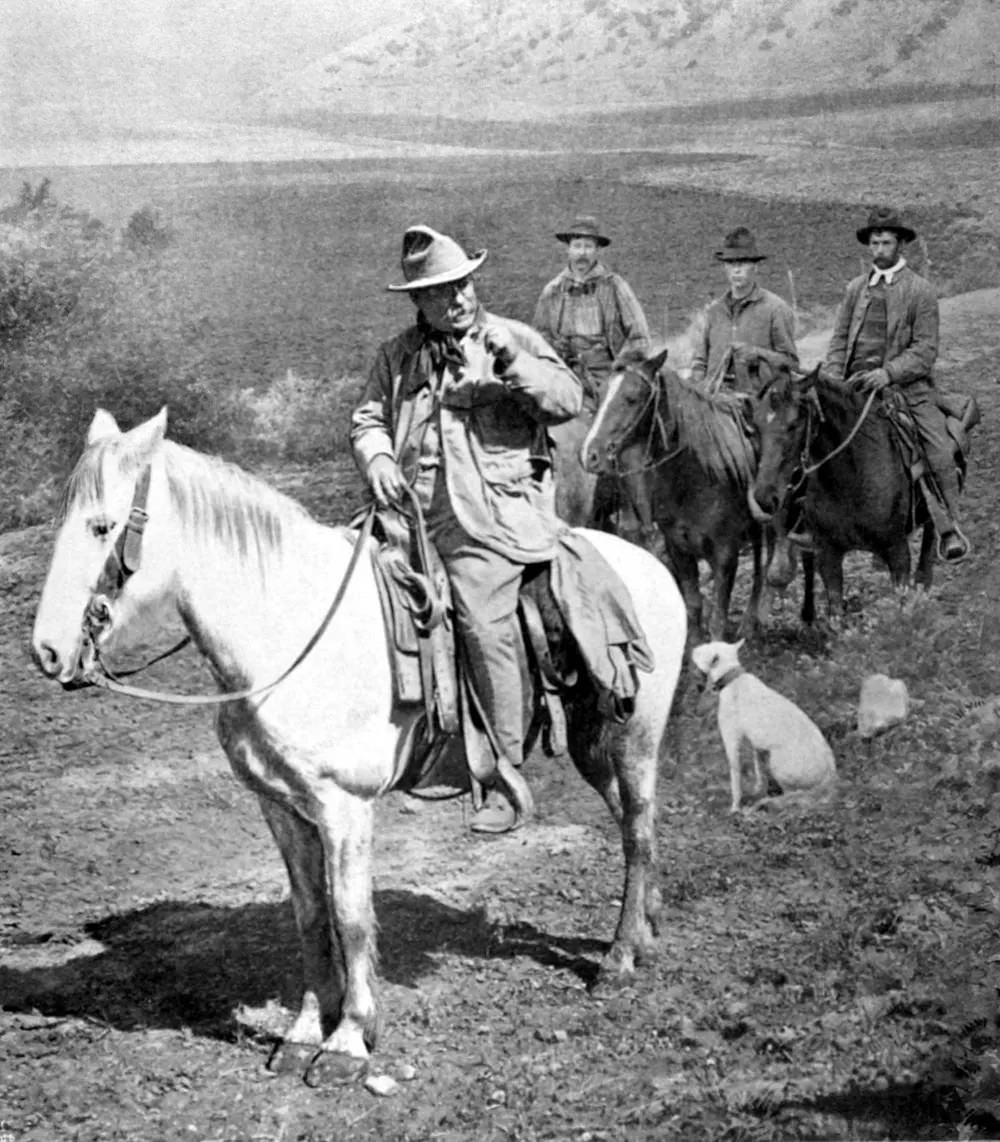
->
xmin=581 ymin=348 xmax=765 ymax=641
xmin=746 ymin=357 xmax=935 ymax=623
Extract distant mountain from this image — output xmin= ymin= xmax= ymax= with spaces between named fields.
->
xmin=1 ymin=0 xmax=429 ymax=147
xmin=265 ymin=0 xmax=1000 ymax=120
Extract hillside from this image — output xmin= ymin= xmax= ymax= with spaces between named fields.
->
xmin=267 ymin=0 xmax=1000 ymax=121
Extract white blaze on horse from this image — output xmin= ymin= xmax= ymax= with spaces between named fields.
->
xmin=31 ymin=408 xmax=687 ymax=1086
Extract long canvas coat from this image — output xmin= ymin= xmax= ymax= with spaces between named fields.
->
xmin=351 ymin=310 xmax=583 ymax=562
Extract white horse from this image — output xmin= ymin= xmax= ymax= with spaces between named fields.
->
xmin=32 ymin=408 xmax=687 ymax=1086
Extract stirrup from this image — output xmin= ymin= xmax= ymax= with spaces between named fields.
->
xmin=938 ymin=526 xmax=971 ymax=564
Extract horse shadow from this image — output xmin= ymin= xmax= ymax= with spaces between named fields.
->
xmin=0 ymin=889 xmax=606 ymax=1039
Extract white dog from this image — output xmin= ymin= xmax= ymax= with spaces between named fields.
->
xmin=691 ymin=639 xmax=837 ymax=812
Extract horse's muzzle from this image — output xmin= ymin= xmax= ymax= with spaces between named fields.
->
xmin=581 ymin=442 xmax=618 ymax=476
xmin=746 ymin=485 xmax=774 ymax=523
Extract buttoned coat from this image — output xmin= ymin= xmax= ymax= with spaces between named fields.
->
xmin=824 ymin=264 xmax=939 ymax=387
xmin=690 ymin=285 xmax=798 ymax=386
xmin=351 ymin=311 xmax=583 ymax=562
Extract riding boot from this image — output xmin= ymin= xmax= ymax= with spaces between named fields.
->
xmin=919 ymin=468 xmax=970 ymax=564
xmin=470 ymin=786 xmax=518 ymax=834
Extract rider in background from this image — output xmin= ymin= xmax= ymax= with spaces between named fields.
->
xmin=689 ymin=227 xmax=798 ymax=392
xmin=351 ymin=225 xmax=582 ymax=835
xmin=690 ymin=226 xmax=800 ymax=583
xmin=820 ymin=206 xmax=969 ymax=564
xmin=532 ymin=214 xmax=662 ymax=556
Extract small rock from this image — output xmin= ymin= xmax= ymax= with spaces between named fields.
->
xmin=858 ymin=674 xmax=909 ymax=738
xmin=395 ymin=1063 xmax=418 ymax=1082
xmin=364 ymin=1073 xmax=398 ymax=1097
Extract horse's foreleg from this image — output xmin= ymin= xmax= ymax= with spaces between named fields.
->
xmin=801 ymin=550 xmax=816 ymax=624
xmin=306 ymin=792 xmax=379 ymax=1086
xmin=600 ymin=727 xmax=660 ymax=983
xmin=883 ymin=539 xmax=912 ymax=592
xmin=742 ymin=529 xmax=767 ymax=633
xmin=816 ymin=545 xmax=846 ymax=622
xmin=709 ymin=554 xmax=739 ymax=641
xmin=258 ymin=796 xmax=340 ymax=1075
xmin=670 ymin=549 xmax=705 ymax=641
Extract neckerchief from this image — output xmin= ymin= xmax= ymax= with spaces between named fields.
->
xmin=562 ymin=264 xmax=607 ymax=297
xmin=417 ymin=310 xmax=468 ymax=373
xmin=868 ymin=257 xmax=907 ymax=287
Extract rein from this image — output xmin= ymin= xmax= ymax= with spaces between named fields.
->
xmin=799 ymin=385 xmax=879 ymax=479
xmin=782 ymin=383 xmax=880 ymax=501
xmin=81 ymin=468 xmax=376 ymax=705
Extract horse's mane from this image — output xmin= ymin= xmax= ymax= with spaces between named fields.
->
xmin=660 ymin=370 xmax=757 ymax=486
xmin=65 ymin=438 xmax=317 ymax=571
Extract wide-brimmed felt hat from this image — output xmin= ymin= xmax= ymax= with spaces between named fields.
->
xmin=386 ymin=225 xmax=488 ymax=292
xmin=555 ymin=214 xmax=611 ymax=247
xmin=856 ymin=206 xmax=917 ymax=245
xmin=715 ymin=227 xmax=767 ymax=262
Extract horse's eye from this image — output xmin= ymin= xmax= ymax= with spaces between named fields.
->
xmin=88 ymin=516 xmax=114 ymax=540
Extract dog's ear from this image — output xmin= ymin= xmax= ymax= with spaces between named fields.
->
xmin=734 ymin=638 xmax=746 ymax=653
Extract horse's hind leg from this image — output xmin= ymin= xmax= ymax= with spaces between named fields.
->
xmin=258 ymin=796 xmax=340 ymax=1075
xmin=568 ymin=707 xmax=661 ymax=982
xmin=915 ymin=520 xmax=935 ymax=591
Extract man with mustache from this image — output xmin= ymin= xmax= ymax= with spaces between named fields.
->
xmin=351 ymin=225 xmax=583 ymax=834
xmin=533 ymin=215 xmax=661 ymax=556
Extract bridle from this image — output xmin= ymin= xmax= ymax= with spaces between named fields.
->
xmin=761 ymin=373 xmax=879 ymax=504
xmin=78 ymin=464 xmax=376 ymax=705
xmin=601 ymin=365 xmax=684 ymax=477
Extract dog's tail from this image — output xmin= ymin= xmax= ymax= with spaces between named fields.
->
xmin=752 ymin=776 xmax=839 ymax=813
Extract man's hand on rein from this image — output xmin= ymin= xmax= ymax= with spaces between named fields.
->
xmin=367 ymin=454 xmax=409 ymax=508
xmin=850 ymin=367 xmax=891 ymax=394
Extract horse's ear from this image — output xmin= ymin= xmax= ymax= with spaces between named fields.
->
xmin=87 ymin=409 xmax=121 ymax=445
xmin=121 ymin=407 xmax=168 ymax=468
xmin=646 ymin=347 xmax=669 ymax=374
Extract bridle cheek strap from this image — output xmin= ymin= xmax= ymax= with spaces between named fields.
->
xmin=94 ymin=464 xmax=152 ymax=598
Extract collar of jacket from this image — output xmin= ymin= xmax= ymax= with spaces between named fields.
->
xmin=560 ymin=264 xmax=608 ymax=295
xmin=724 ymin=282 xmax=762 ymax=314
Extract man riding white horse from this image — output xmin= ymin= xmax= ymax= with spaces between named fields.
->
xmin=351 ymin=225 xmax=584 ymax=835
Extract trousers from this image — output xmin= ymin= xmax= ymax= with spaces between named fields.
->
xmin=906 ymin=386 xmax=961 ymax=514
xmin=428 ymin=509 xmax=535 ymax=768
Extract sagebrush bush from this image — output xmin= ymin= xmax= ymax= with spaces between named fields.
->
xmin=0 ymin=182 xmax=352 ymax=530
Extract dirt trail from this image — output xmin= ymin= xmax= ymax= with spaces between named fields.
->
xmin=2 ymin=289 xmax=1000 ymax=1140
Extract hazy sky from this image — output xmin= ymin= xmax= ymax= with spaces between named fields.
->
xmin=1 ymin=0 xmax=425 ymax=146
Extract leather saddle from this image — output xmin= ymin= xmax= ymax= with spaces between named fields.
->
xmin=881 ymin=388 xmax=981 ymax=490
xmin=355 ymin=509 xmax=653 ymax=801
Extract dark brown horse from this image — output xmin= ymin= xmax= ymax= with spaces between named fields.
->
xmin=581 ymin=348 xmax=765 ymax=641
xmin=747 ymin=357 xmax=935 ymax=623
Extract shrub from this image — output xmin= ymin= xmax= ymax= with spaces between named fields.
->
xmin=236 ymin=369 xmax=361 ymax=462
xmin=122 ymin=206 xmax=173 ymax=253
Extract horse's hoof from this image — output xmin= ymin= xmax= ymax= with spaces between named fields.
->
xmin=304 ymin=1050 xmax=370 ymax=1088
xmin=267 ymin=1040 xmax=318 ymax=1077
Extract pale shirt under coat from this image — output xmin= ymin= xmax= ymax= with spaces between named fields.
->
xmin=350 ymin=310 xmax=582 ymax=563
